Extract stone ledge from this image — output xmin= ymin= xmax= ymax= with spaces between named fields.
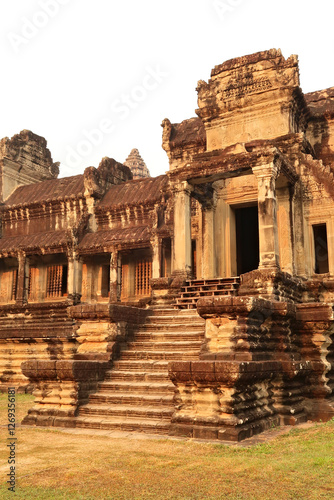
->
xmin=68 ymin=303 xmax=148 ymax=323
xmin=296 ymin=303 xmax=334 ymax=321
xmin=169 ymin=360 xmax=281 ymax=385
xmin=21 ymin=359 xmax=109 ymax=382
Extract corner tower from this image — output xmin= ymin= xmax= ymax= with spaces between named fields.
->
xmin=0 ymin=129 xmax=59 ymax=202
xmin=196 ymin=48 xmax=307 ymax=151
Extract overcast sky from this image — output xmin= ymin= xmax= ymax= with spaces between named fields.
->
xmin=1 ymin=0 xmax=334 ymax=179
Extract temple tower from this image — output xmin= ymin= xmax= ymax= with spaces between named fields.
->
xmin=124 ymin=148 xmax=150 ymax=179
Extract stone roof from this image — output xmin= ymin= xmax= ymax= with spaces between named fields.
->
xmin=124 ymin=149 xmax=150 ymax=179
xmin=0 ymin=230 xmax=72 ymax=255
xmin=78 ymin=226 xmax=150 ymax=252
xmin=5 ymin=175 xmax=85 ymax=207
xmin=98 ymin=175 xmax=168 ymax=209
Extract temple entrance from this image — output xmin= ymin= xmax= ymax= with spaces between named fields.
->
xmin=235 ymin=205 xmax=259 ymax=275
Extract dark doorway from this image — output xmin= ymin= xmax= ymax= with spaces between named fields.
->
xmin=313 ymin=224 xmax=329 ymax=274
xmin=161 ymin=238 xmax=171 ymax=278
xmin=236 ymin=206 xmax=259 ymax=275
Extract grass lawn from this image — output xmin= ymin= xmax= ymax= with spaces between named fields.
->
xmin=1 ymin=393 xmax=334 ymax=499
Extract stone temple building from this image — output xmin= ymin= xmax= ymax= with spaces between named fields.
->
xmin=1 ymin=48 xmax=334 ymax=441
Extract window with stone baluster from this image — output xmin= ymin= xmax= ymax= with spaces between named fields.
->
xmin=120 ymin=249 xmax=152 ymax=300
xmin=46 ymin=264 xmax=68 ymax=298
xmin=0 ymin=259 xmax=18 ymax=303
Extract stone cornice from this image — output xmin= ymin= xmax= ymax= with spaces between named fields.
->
xmin=167 ymin=146 xmax=298 ymax=186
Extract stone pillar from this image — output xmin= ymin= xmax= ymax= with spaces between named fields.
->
xmin=16 ymin=252 xmax=28 ymax=306
xmin=277 ymin=185 xmax=295 ymax=275
xmin=202 ymin=200 xmax=217 ymax=279
xmin=67 ymin=252 xmax=82 ymax=303
xmin=151 ymin=236 xmax=161 ymax=279
xmin=292 ymin=182 xmax=307 ymax=277
xmin=327 ymin=217 xmax=334 ymax=277
xmin=109 ymin=250 xmax=118 ymax=303
xmin=252 ymin=162 xmax=280 ymax=269
xmin=172 ymin=181 xmax=193 ymax=277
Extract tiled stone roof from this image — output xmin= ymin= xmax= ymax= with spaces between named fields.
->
xmin=78 ymin=226 xmax=150 ymax=252
xmin=5 ymin=175 xmax=84 ymax=207
xmin=98 ymin=175 xmax=167 ymax=208
xmin=0 ymin=230 xmax=72 ymax=254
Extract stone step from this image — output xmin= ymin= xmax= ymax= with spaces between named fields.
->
xmin=73 ymin=415 xmax=171 ymax=434
xmin=89 ymin=392 xmax=173 ymax=406
xmin=135 ymin=323 xmax=204 ymax=333
xmin=125 ymin=341 xmax=203 ymax=351
xmin=184 ymin=278 xmax=240 ymax=286
xmin=181 ymin=284 xmax=239 ymax=293
xmin=176 ymin=294 xmax=237 ymax=307
xmin=143 ymin=314 xmax=204 ymax=324
xmin=120 ymin=350 xmax=199 ymax=360
xmin=180 ymin=289 xmax=235 ymax=298
xmin=112 ymin=360 xmax=169 ymax=371
xmin=105 ymin=370 xmax=169 ymax=382
xmin=148 ymin=307 xmax=183 ymax=315
xmin=176 ymin=278 xmax=241 ymax=310
xmin=98 ymin=380 xmax=174 ymax=393
xmin=79 ymin=403 xmax=173 ymax=419
xmin=175 ymin=302 xmax=197 ymax=310
xmin=133 ymin=331 xmax=204 ymax=341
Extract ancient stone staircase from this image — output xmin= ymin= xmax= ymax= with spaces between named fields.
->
xmin=176 ymin=277 xmax=240 ymax=309
xmin=74 ymin=306 xmax=205 ymax=434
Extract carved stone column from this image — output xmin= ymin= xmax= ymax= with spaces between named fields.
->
xmin=172 ymin=181 xmax=193 ymax=278
xmin=292 ymin=181 xmax=307 ymax=277
xmin=67 ymin=252 xmax=82 ymax=304
xmin=202 ymin=198 xmax=217 ymax=279
xmin=109 ymin=250 xmax=118 ymax=303
xmin=151 ymin=236 xmax=161 ymax=279
xmin=252 ymin=162 xmax=280 ymax=269
xmin=277 ymin=185 xmax=295 ymax=275
xmin=15 ymin=252 xmax=28 ymax=306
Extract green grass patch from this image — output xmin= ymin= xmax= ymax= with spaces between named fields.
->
xmin=1 ymin=395 xmax=334 ymax=499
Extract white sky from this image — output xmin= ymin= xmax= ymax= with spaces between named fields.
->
xmin=1 ymin=0 xmax=334 ymax=179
